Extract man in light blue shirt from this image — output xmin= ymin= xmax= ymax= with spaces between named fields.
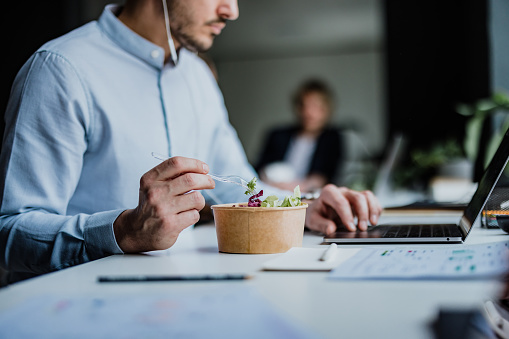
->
xmin=0 ymin=0 xmax=382 ymax=283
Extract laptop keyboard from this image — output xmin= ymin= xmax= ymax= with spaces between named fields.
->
xmin=370 ymin=224 xmax=462 ymax=238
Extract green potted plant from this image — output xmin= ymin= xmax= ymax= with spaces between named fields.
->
xmin=457 ymin=91 xmax=509 ymax=170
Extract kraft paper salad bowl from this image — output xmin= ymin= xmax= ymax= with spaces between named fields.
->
xmin=211 ymin=203 xmax=308 ymax=254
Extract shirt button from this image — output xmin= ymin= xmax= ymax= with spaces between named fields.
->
xmin=151 ymin=50 xmax=160 ymax=59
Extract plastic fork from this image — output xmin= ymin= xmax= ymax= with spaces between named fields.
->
xmin=151 ymin=152 xmax=256 ymax=194
xmin=207 ymin=173 xmax=254 ymax=193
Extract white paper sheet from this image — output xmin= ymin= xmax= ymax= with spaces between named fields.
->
xmin=329 ymin=241 xmax=509 ymax=280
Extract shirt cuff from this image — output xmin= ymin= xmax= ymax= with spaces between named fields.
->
xmin=83 ymin=209 xmax=125 ymax=259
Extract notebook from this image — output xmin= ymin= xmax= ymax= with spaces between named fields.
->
xmin=261 ymin=247 xmax=361 ymax=271
xmin=323 ymin=128 xmax=509 ymax=244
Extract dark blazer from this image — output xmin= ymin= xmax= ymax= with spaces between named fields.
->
xmin=255 ymin=126 xmax=343 ymax=183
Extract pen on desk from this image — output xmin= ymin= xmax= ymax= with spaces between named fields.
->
xmin=97 ymin=273 xmax=251 ymax=283
xmin=319 ymin=243 xmax=338 ymax=261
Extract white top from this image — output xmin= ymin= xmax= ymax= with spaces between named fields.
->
xmin=284 ymin=135 xmax=317 ymax=179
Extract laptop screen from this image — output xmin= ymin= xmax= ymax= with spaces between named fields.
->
xmin=459 ymin=129 xmax=509 ymax=238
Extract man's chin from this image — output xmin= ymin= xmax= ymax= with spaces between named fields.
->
xmin=195 ymin=40 xmax=215 ymax=53
xmin=181 ymin=37 xmax=215 ymax=53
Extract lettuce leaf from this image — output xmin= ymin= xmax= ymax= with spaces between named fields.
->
xmin=244 ymin=177 xmax=258 ymax=196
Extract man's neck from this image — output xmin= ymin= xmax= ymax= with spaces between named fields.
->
xmin=117 ymin=1 xmax=178 ymax=61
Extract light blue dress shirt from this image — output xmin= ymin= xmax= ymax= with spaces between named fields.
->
xmin=0 ymin=5 xmax=283 ymax=282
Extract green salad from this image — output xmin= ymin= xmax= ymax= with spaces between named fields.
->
xmin=245 ymin=177 xmax=302 ymax=207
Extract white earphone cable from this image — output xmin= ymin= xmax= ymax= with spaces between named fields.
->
xmin=161 ymin=0 xmax=178 ymax=65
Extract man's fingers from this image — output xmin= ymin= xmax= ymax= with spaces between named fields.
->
xmin=362 ymin=190 xmax=382 ymax=225
xmin=175 ymin=190 xmax=206 ymax=213
xmin=306 ymin=212 xmax=337 ymax=235
xmin=173 ymin=209 xmax=201 ymax=232
xmin=317 ymin=185 xmax=382 ymax=232
xmin=320 ymin=185 xmax=356 ymax=231
xmin=155 ymin=190 xmax=207 ymax=217
xmin=154 ymin=209 xmax=201 ymax=250
xmin=169 ymin=172 xmax=215 ymax=195
xmin=342 ymin=189 xmax=369 ymax=231
xmin=153 ymin=156 xmax=209 ymax=181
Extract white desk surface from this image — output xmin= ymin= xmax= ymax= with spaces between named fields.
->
xmin=1 ymin=215 xmax=508 ymax=338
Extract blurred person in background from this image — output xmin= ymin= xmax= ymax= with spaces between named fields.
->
xmin=256 ymin=79 xmax=343 ymax=193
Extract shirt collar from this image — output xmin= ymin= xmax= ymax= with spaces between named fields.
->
xmin=98 ymin=4 xmax=167 ymax=70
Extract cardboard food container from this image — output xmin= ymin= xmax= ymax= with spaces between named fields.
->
xmin=211 ymin=203 xmax=308 ymax=254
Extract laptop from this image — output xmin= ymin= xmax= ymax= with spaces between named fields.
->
xmin=323 ymin=128 xmax=509 ymax=244
xmin=372 ymin=133 xmax=405 ymax=199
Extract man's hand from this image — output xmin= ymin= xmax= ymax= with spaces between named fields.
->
xmin=114 ymin=156 xmax=215 ymax=253
xmin=305 ymin=184 xmax=382 ymax=235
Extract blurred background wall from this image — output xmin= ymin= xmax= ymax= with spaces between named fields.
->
xmin=2 ymin=0 xmax=508 ymax=189
xmin=209 ymin=0 xmax=385 ymax=166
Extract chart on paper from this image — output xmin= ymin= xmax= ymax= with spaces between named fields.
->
xmin=329 ymin=241 xmax=509 ymax=279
